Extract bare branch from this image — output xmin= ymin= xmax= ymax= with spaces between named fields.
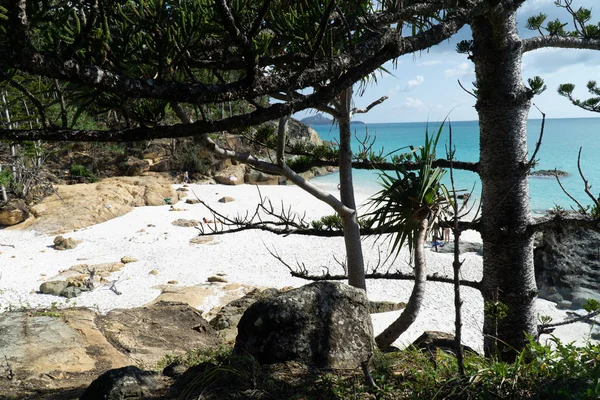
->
xmin=351 ymin=95 xmax=389 ymax=115
xmin=528 ymin=213 xmax=600 ymax=235
xmin=577 ymin=147 xmax=600 ymax=210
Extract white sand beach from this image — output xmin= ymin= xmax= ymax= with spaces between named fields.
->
xmin=0 ymin=182 xmax=596 ymax=354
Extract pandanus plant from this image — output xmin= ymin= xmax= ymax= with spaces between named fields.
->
xmin=366 ymin=123 xmax=451 ymax=350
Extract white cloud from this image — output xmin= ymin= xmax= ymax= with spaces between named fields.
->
xmin=407 ymin=75 xmax=425 ymax=89
xmin=402 ymin=97 xmax=425 ymax=109
xmin=444 ymin=62 xmax=474 ymax=78
xmin=418 ymin=60 xmax=442 ymax=66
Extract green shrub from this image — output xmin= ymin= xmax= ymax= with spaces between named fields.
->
xmin=286 ymin=156 xmax=314 ymax=173
xmin=320 ymin=214 xmax=343 ymax=230
xmin=69 ymin=163 xmax=95 ymax=181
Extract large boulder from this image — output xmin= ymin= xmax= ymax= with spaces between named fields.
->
xmin=79 ymin=366 xmax=160 ymax=400
xmin=119 ymin=156 xmax=150 ymax=176
xmin=261 ymin=118 xmax=323 ymax=147
xmin=0 ymin=200 xmax=28 ymax=226
xmin=214 ymin=163 xmax=245 ymax=185
xmin=234 ymin=282 xmax=374 ymax=369
xmin=534 ymin=224 xmax=600 ymax=308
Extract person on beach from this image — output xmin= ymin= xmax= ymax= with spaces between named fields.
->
xmin=184 ymin=171 xmax=190 ymax=183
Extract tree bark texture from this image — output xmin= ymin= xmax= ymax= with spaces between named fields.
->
xmin=375 ymin=218 xmax=429 ymax=349
xmin=471 ymin=8 xmax=538 ymax=359
xmin=337 ymin=88 xmax=367 ymax=291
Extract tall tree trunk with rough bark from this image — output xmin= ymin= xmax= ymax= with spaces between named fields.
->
xmin=335 ymin=88 xmax=367 ymax=290
xmin=471 ymin=8 xmax=538 ymax=359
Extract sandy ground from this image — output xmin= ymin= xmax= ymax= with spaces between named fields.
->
xmin=0 ymin=182 xmax=597 ymax=353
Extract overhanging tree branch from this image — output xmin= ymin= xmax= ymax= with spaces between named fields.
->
xmin=522 ymin=35 xmax=600 ymax=53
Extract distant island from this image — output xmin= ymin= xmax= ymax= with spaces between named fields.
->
xmin=300 ymin=114 xmax=365 ymax=125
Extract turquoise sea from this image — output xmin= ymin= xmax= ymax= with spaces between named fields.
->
xmin=310 ymin=118 xmax=600 ymax=215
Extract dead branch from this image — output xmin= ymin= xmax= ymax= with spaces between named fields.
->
xmin=351 ymin=95 xmax=389 ymax=115
xmin=577 ymin=147 xmax=600 ymax=210
xmin=538 ymin=309 xmax=600 ymax=338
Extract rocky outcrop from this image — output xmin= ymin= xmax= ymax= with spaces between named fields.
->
xmin=214 ymin=162 xmax=245 ymax=185
xmin=119 ymin=156 xmax=150 ymax=176
xmin=535 ymin=224 xmax=600 ymax=309
xmin=8 ymin=175 xmax=178 ymax=233
xmin=262 ymin=118 xmax=323 ymax=147
xmin=412 ymin=331 xmax=478 ymax=355
xmin=98 ymin=302 xmax=220 ymax=367
xmin=0 ymin=199 xmax=28 ymax=226
xmin=234 ymin=282 xmax=374 ymax=369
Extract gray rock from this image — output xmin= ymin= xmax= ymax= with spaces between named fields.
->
xmin=0 ymin=200 xmax=28 ymax=226
xmin=79 ymin=366 xmax=160 ymax=400
xmin=234 ymin=281 xmax=374 ymax=369
xmin=209 ymin=288 xmax=279 ymax=343
xmin=40 ymin=280 xmax=69 ymax=296
xmin=120 ymin=156 xmax=150 ymax=176
xmin=60 ymin=286 xmax=82 ymax=298
xmin=368 ymin=300 xmax=406 ymax=314
xmin=218 ymin=196 xmax=235 ymax=203
xmin=412 ymin=331 xmax=478 ymax=355
xmin=120 ymin=256 xmax=138 ymax=264
xmin=535 ymin=224 xmax=600 ymax=309
xmin=185 ymin=198 xmax=200 ymax=204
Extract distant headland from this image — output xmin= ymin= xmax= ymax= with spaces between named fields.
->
xmin=300 ymin=114 xmax=365 ymax=125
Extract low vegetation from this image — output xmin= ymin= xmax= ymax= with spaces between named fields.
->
xmin=155 ymin=337 xmax=600 ymax=399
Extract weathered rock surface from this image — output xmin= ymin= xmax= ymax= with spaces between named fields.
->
xmin=171 ymin=218 xmax=200 ymax=227
xmin=210 ymin=288 xmax=279 ymax=343
xmin=39 ymin=280 xmax=69 ymax=296
xmin=53 ymin=235 xmax=80 ymax=250
xmin=119 ymin=156 xmax=150 ymax=176
xmin=8 ymin=175 xmax=178 ymax=234
xmin=185 ymin=198 xmax=200 ymax=204
xmin=0 ymin=200 xmax=28 ymax=226
xmin=214 ymin=163 xmax=245 ymax=185
xmin=0 ymin=308 xmax=131 ymax=380
xmin=244 ymin=171 xmax=281 ymax=185
xmin=234 ymin=282 xmax=374 ymax=369
xmin=98 ymin=302 xmax=220 ymax=366
xmin=262 ymin=118 xmax=323 ymax=146
xmin=79 ymin=366 xmax=160 ymax=400
xmin=535 ymin=224 xmax=600 ymax=308
xmin=218 ymin=196 xmax=235 ymax=203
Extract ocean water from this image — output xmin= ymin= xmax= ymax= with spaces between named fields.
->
xmin=310 ymin=118 xmax=600 ymax=215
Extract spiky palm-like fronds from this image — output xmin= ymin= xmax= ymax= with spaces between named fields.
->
xmin=366 ymin=121 xmax=451 ymax=256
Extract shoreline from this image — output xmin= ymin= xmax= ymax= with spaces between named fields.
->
xmin=0 ymin=182 xmax=596 ymax=353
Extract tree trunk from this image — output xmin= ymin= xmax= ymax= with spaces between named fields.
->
xmin=336 ymin=88 xmax=367 ymax=290
xmin=471 ymin=9 xmax=537 ymax=360
xmin=375 ymin=217 xmax=429 ymax=349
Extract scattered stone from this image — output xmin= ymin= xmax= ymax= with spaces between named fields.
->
xmin=176 ymin=187 xmax=189 ymax=192
xmin=185 ymin=198 xmax=200 ymax=204
xmin=121 ymin=256 xmax=138 ymax=264
xmin=53 ymin=235 xmax=80 ymax=250
xmin=40 ymin=280 xmax=69 ymax=296
xmin=412 ymin=331 xmax=478 ymax=355
xmin=148 ymin=285 xmax=216 ymax=308
xmin=234 ymin=282 xmax=374 ymax=369
xmin=190 ymin=236 xmax=214 ymax=245
xmin=147 ymin=224 xmax=155 ymax=227
xmin=60 ymin=286 xmax=82 ymax=298
xmin=244 ymin=171 xmax=280 ymax=185
xmin=172 ymin=218 xmax=200 ymax=227
xmin=79 ymin=366 xmax=160 ymax=400
xmin=218 ymin=196 xmax=235 ymax=203
xmin=149 ymin=269 xmax=159 ymax=276
xmin=167 ymin=280 xmax=178 ymax=285
xmin=207 ymin=276 xmax=228 ymax=283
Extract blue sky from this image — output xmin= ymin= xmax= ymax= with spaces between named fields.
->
xmin=293 ymin=0 xmax=600 ymax=123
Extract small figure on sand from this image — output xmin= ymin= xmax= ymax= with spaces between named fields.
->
xmin=184 ymin=171 xmax=190 ymax=184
